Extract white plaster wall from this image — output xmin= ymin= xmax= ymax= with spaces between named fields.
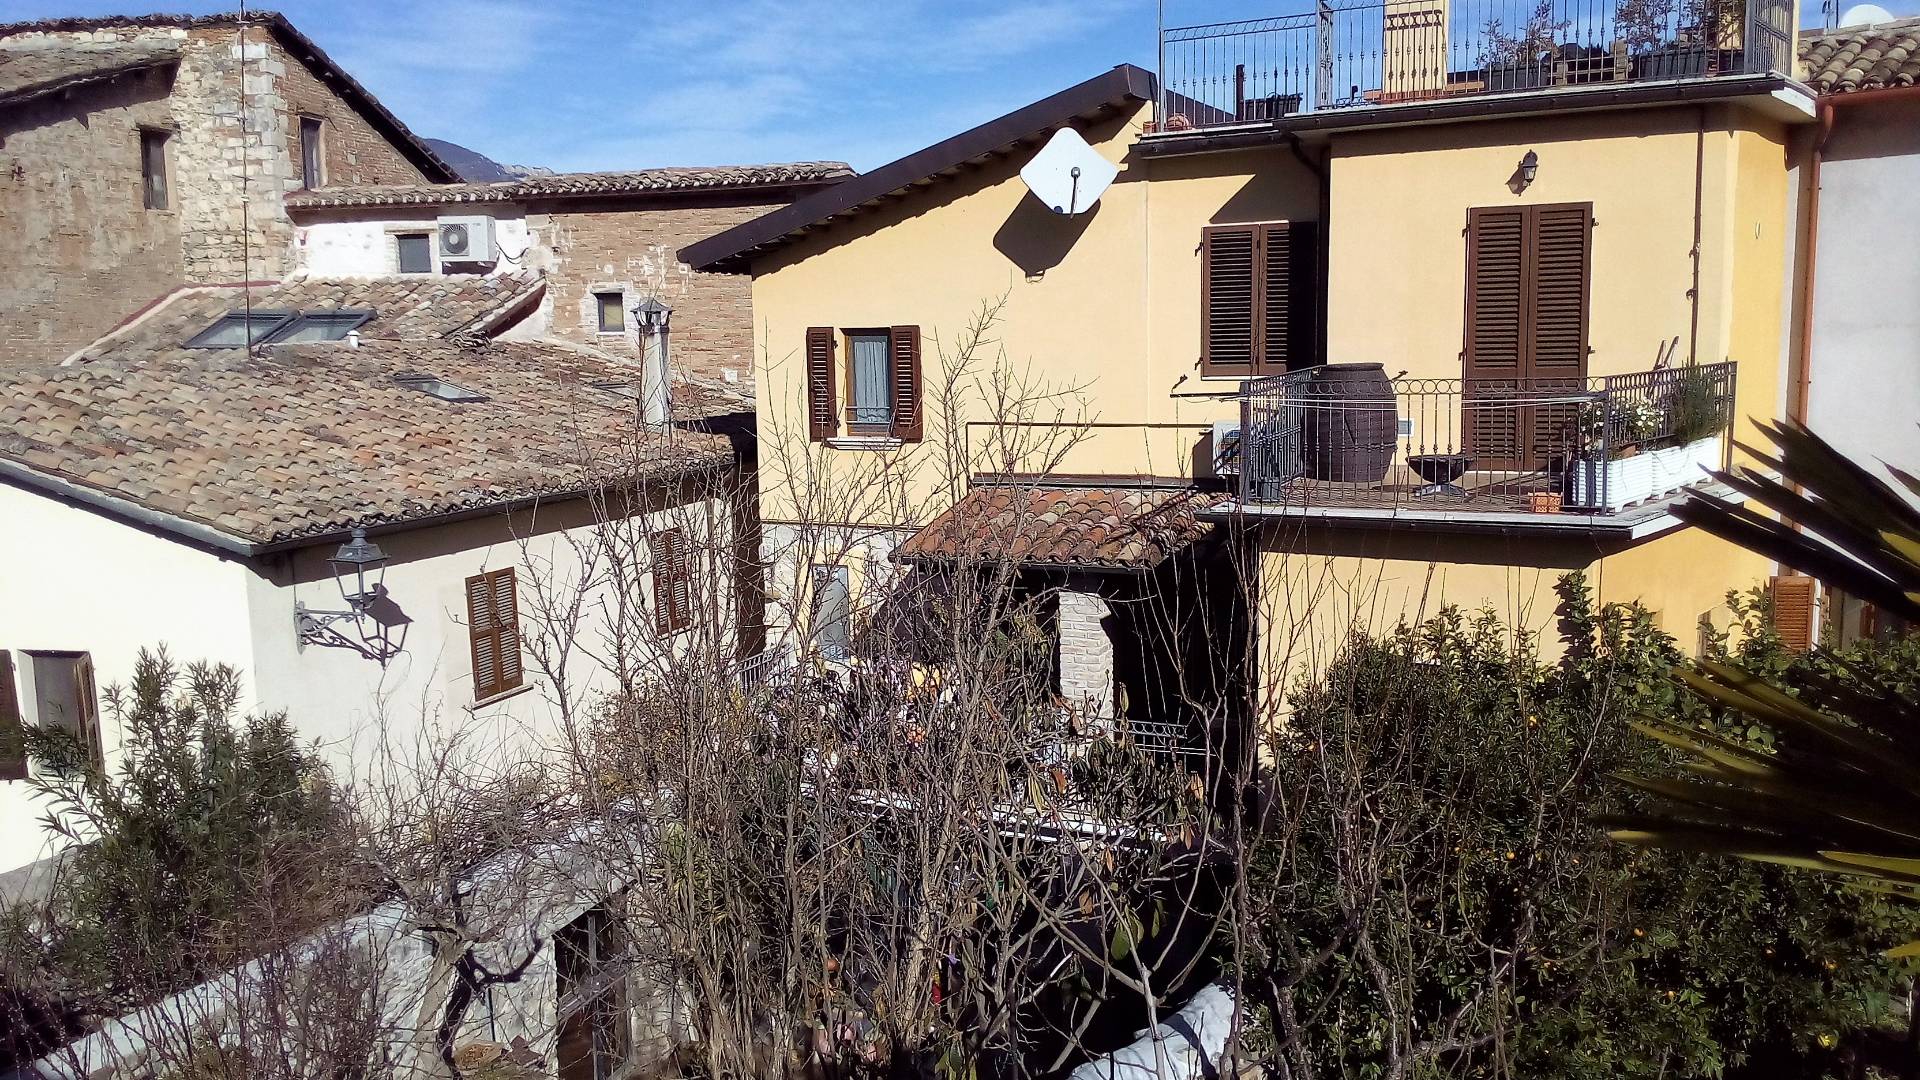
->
xmin=0 ymin=483 xmax=258 ymax=874
xmin=1 ymin=485 xmax=729 ymax=874
xmin=1806 ymin=98 xmax=1920 ymax=481
xmin=294 ymin=208 xmax=539 ymax=279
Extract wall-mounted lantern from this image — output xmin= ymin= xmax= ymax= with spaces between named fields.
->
xmin=296 ymin=527 xmax=402 ymax=661
xmin=1516 ymin=150 xmax=1540 ymax=191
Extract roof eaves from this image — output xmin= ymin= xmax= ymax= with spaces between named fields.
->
xmin=679 ymin=64 xmax=1157 ymax=273
xmin=0 ymin=52 xmax=178 ymax=108
xmin=0 ymin=456 xmax=263 ymax=557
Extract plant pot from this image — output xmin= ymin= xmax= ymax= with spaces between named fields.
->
xmin=1632 ymin=46 xmax=1744 ymax=80
xmin=1300 ymin=363 xmax=1398 ymax=484
xmin=1483 ymin=60 xmax=1555 ymax=91
xmin=1566 ymin=435 xmax=1721 ymax=509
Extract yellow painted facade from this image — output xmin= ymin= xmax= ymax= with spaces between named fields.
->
xmin=742 ymin=86 xmax=1800 ymax=687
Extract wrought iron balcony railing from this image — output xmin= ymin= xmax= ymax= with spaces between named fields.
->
xmin=1157 ymin=0 xmax=1794 ymax=130
xmin=1228 ymin=361 xmax=1736 ymax=515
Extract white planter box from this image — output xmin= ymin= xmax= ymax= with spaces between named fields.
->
xmin=1567 ymin=436 xmax=1721 ymax=511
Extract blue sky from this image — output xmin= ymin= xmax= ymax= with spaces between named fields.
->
xmin=0 ymin=0 xmax=1269 ymax=172
xmin=0 ymin=0 xmax=1880 ymax=174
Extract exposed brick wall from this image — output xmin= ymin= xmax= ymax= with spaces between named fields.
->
xmin=0 ymin=64 xmax=184 ymax=366
xmin=1057 ymin=589 xmax=1116 ymax=723
xmin=0 ymin=22 xmax=436 ymax=366
xmin=533 ymin=200 xmax=782 ymax=384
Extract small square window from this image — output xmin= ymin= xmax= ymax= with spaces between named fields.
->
xmin=595 ymin=292 xmax=625 ymax=334
xmin=395 ymin=233 xmax=432 ymax=274
xmin=140 ymin=129 xmax=169 ymax=210
xmin=23 ymin=650 xmax=101 ymax=774
xmin=186 ymin=310 xmax=294 ymax=348
xmin=299 ymin=116 xmax=325 ymax=190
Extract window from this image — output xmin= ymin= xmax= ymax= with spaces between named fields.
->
xmin=274 ymin=310 xmax=373 ymax=343
xmin=555 ymin=904 xmax=630 ymax=1080
xmin=186 ymin=309 xmax=371 ymax=348
xmin=811 ymin=565 xmax=851 ymax=660
xmin=20 ymin=651 xmax=100 ymax=774
xmin=140 ymin=129 xmax=170 ymax=210
xmin=395 ymin=372 xmax=488 ymax=402
xmin=466 ymin=568 xmax=523 ymax=700
xmin=0 ymin=651 xmax=25 ymax=781
xmin=650 ymin=528 xmax=693 ymax=636
xmin=186 ymin=310 xmax=295 ymax=349
xmin=804 ymin=325 xmax=922 ymax=442
xmin=299 ymin=116 xmax=325 ymax=190
xmin=846 ymin=330 xmax=893 ymax=431
xmin=395 ymin=232 xmax=433 ymax=274
xmin=1463 ymin=203 xmax=1592 ymax=469
xmin=1200 ymin=221 xmax=1317 ymax=376
xmin=595 ymin=292 xmax=626 ymax=334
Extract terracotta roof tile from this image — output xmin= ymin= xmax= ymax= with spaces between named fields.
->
xmin=283 ymin=163 xmax=856 ymax=210
xmin=0 ymin=339 xmax=729 ymax=546
xmin=1799 ymin=18 xmax=1920 ymax=94
xmin=898 ymin=486 xmax=1214 ymax=571
xmin=0 ymin=38 xmax=178 ymax=105
xmin=70 ymin=274 xmax=544 ymax=365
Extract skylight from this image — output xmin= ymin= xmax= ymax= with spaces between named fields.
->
xmin=393 ymin=373 xmax=488 ymax=403
xmin=186 ymin=308 xmax=374 ymax=348
xmin=590 ymin=380 xmax=638 ymax=400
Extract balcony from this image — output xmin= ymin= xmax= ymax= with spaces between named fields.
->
xmin=1156 ymin=0 xmax=1794 ymax=131
xmin=1227 ymin=362 xmax=1736 ymax=522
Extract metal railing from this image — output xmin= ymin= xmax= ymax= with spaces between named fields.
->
xmin=1231 ymin=361 xmax=1735 ymax=514
xmin=1157 ymin=0 xmax=1793 ymax=128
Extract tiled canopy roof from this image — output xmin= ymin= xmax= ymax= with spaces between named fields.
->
xmin=0 ymin=39 xmax=177 ymax=105
xmin=0 ymin=339 xmax=729 ymax=548
xmin=898 ymin=485 xmax=1214 ymax=572
xmin=284 ymin=163 xmax=856 ymax=210
xmin=1799 ymin=18 xmax=1920 ymax=94
xmin=69 ymin=274 xmax=545 ymax=365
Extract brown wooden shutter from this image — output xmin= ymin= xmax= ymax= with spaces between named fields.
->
xmin=889 ymin=325 xmax=923 ymax=442
xmin=806 ymin=327 xmax=837 ymax=441
xmin=467 ymin=568 xmax=523 ymax=699
xmin=1526 ymin=204 xmax=1592 ymax=460
xmin=1770 ymin=574 xmax=1817 ymax=652
xmin=0 ymin=651 xmax=24 ymax=782
xmin=1260 ymin=221 xmax=1317 ymax=373
xmin=1201 ymin=225 xmax=1258 ymax=375
xmin=1464 ymin=203 xmax=1590 ymax=469
xmin=651 ymin=529 xmax=693 ymax=636
xmin=74 ymin=654 xmax=101 ymax=772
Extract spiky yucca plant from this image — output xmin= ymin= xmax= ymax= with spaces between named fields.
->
xmin=1607 ymin=421 xmax=1920 ymax=946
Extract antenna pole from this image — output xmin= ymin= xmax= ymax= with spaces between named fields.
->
xmin=1156 ymin=0 xmax=1165 ymax=121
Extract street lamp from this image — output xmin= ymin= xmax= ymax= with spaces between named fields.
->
xmin=633 ymin=296 xmax=671 ymax=331
xmin=296 ymin=527 xmax=393 ymax=654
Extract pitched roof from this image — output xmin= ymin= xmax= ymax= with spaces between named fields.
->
xmin=0 ymin=339 xmax=730 ymax=550
xmin=680 ymin=65 xmax=1156 ymax=273
xmin=1799 ymin=17 xmax=1920 ymax=94
xmin=897 ymin=485 xmax=1214 ymax=572
xmin=0 ymin=11 xmax=457 ymax=182
xmin=0 ymin=38 xmax=178 ymax=106
xmin=284 ymin=163 xmax=856 ymax=210
xmin=68 ymin=274 xmax=546 ymax=365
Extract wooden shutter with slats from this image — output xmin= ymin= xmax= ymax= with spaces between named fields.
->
xmin=651 ymin=529 xmax=693 ymax=636
xmin=806 ymin=327 xmax=837 ymax=441
xmin=1202 ymin=225 xmax=1258 ymax=375
xmin=1770 ymin=574 xmax=1817 ymax=652
xmin=1203 ymin=222 xmax=1317 ymax=377
xmin=0 ymin=650 xmax=24 ymax=781
xmin=1464 ymin=203 xmax=1591 ymax=469
xmin=467 ymin=568 xmax=523 ymax=700
xmin=74 ymin=654 xmax=101 ymax=772
xmin=889 ymin=325 xmax=923 ymax=442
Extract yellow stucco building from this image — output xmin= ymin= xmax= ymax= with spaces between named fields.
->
xmin=685 ymin=10 xmax=1814 ymax=732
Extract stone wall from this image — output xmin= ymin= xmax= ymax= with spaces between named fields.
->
xmin=0 ymin=21 xmax=435 ymax=366
xmin=1057 ymin=589 xmax=1116 ymax=722
xmin=532 ymin=198 xmax=781 ymax=383
xmin=0 ymin=64 xmax=184 ymax=366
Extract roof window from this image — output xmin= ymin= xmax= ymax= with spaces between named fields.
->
xmin=186 ymin=308 xmax=374 ymax=348
xmin=394 ymin=372 xmax=488 ymax=403
xmin=590 ymin=380 xmax=638 ymax=400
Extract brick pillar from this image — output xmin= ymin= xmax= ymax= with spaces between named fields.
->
xmin=1057 ymin=589 xmax=1116 ymax=725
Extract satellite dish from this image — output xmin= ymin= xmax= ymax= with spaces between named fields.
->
xmin=1020 ymin=128 xmax=1118 ymax=215
xmin=1840 ymin=2 xmax=1894 ymax=24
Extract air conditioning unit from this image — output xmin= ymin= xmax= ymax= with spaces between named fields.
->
xmin=1210 ymin=420 xmax=1242 ymax=478
xmin=436 ymin=215 xmax=495 ymax=264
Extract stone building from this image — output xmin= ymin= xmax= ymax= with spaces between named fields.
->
xmin=285 ymin=162 xmax=854 ymax=406
xmin=0 ymin=12 xmax=458 ymax=366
